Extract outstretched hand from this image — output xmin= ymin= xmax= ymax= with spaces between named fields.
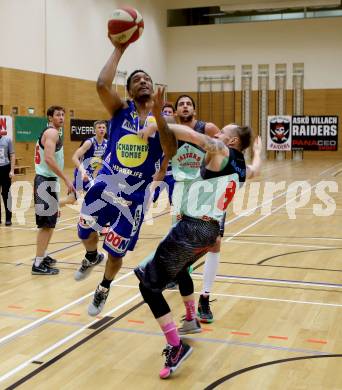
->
xmin=107 ymin=33 xmax=130 ymax=53
xmin=253 ymin=136 xmax=262 ymax=154
xmin=151 ymin=86 xmax=165 ymax=116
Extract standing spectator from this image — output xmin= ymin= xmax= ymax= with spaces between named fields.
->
xmin=0 ymin=131 xmax=15 ymax=226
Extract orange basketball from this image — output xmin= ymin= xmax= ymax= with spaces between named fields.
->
xmin=108 ymin=7 xmax=144 ymax=45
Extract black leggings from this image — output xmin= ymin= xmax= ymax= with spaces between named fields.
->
xmin=139 ymin=269 xmax=194 ymax=319
xmin=0 ymin=164 xmax=12 ymax=222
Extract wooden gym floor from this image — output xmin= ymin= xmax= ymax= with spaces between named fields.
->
xmin=0 ymin=160 xmax=342 ymax=389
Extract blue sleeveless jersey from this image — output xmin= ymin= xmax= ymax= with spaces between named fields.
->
xmin=74 ymin=137 xmax=108 ymax=178
xmin=100 ymin=100 xmax=163 ymax=198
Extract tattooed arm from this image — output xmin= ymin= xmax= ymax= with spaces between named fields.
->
xmin=199 ymin=135 xmax=228 ymax=155
xmin=166 ymin=123 xmax=229 ymax=156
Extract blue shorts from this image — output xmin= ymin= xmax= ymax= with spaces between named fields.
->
xmin=77 ymin=180 xmax=145 ymax=257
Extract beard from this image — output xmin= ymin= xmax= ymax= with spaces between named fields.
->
xmin=135 ymin=92 xmax=151 ymax=104
xmin=179 ymin=114 xmax=193 ymax=123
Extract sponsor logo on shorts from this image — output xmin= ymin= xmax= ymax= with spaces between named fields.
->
xmin=105 ymin=231 xmax=130 ymax=254
xmin=103 ymin=190 xmax=132 ymax=207
xmin=79 ymin=214 xmax=97 ymax=229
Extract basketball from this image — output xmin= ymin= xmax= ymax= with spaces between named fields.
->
xmin=108 ymin=7 xmax=144 ymax=45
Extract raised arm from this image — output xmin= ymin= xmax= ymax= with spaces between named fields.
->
xmin=168 ymin=123 xmax=228 ymax=157
xmin=96 ymin=37 xmax=129 ymax=116
xmin=246 ymin=136 xmax=262 ymax=179
xmin=151 ymin=87 xmax=177 ymax=158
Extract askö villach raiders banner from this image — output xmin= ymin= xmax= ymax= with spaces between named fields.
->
xmin=267 ymin=115 xmax=338 ymax=151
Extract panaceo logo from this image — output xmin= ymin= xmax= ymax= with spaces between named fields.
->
xmin=116 ymin=134 xmax=149 ymax=168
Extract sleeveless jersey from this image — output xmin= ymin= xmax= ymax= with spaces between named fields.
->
xmin=34 ymin=127 xmax=64 ymax=178
xmin=172 ymin=128 xmax=245 ymax=222
xmin=74 ymin=137 xmax=108 ymax=178
xmin=100 ymin=100 xmax=163 ymax=198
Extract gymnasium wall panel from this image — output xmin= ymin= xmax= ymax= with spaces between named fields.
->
xmin=166 ymin=18 xmax=342 ymax=92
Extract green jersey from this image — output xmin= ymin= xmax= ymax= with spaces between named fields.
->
xmin=34 ymin=127 xmax=64 ymax=178
xmin=171 ymin=142 xmax=240 ymax=222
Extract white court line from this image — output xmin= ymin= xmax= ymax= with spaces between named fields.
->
xmin=206 ymin=291 xmax=342 ymax=308
xmin=225 ymin=233 xmax=342 ymax=241
xmin=225 ymin=159 xmax=341 ymax=226
xmin=225 ymin=188 xmax=289 ymax=226
xmin=55 ymin=224 xmax=78 ymax=232
xmin=109 ymin=283 xmax=342 ymax=308
xmin=225 ymin=184 xmax=317 ymax=243
xmin=191 ymin=274 xmax=342 ymax=289
xmin=225 ymin=240 xmax=335 ymax=249
xmin=0 ymin=161 xmax=335 ymax=382
xmin=0 ymin=292 xmax=141 ymax=385
xmin=319 ymin=161 xmax=342 ymax=176
xmin=0 ymin=271 xmax=133 ymax=347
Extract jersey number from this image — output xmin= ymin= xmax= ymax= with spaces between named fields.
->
xmin=34 ymin=145 xmax=41 ymax=164
xmin=217 ymin=181 xmax=237 ymax=211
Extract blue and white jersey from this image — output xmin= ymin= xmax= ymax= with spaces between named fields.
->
xmin=74 ymin=137 xmax=107 ymax=178
xmin=84 ymin=137 xmax=107 ymax=174
xmin=99 ymin=100 xmax=163 ymax=200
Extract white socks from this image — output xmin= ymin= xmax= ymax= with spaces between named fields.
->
xmin=34 ymin=256 xmax=45 ymax=267
xmin=202 ymin=252 xmax=220 ymax=295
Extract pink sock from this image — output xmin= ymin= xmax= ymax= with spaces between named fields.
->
xmin=185 ymin=300 xmax=196 ymax=321
xmin=161 ymin=322 xmax=180 ymax=347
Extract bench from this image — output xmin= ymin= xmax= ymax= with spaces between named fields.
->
xmin=14 ymin=165 xmax=31 ymax=175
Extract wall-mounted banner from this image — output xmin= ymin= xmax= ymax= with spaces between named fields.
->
xmin=70 ymin=119 xmax=98 ymax=141
xmin=292 ymin=116 xmax=338 ymax=151
xmin=267 ymin=115 xmax=292 ymax=151
xmin=15 ymin=116 xmax=48 ymax=142
xmin=0 ymin=116 xmax=13 ymax=140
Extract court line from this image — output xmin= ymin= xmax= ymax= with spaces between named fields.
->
xmin=204 ymin=353 xmax=342 ymax=389
xmin=2 ymin=162 xmax=336 ymax=384
xmin=0 ymin=271 xmax=134 ymax=348
xmin=224 ymin=183 xmax=317 ymax=243
xmin=257 ymin=247 xmax=342 ymax=266
xmin=225 ymin=240 xmax=335 ymax=249
xmin=225 ymin=159 xmax=340 ymax=226
xmin=110 ymin=327 xmax=327 ymax=356
xmin=0 ymin=311 xmax=329 ymax=349
xmin=0 ymin=208 xmax=168 ymax=355
xmin=0 ymin=293 xmax=141 ymax=386
xmin=319 ymin=161 xmax=342 ymax=176
xmin=224 ymin=233 xmax=342 ymax=241
xmin=191 ymin=273 xmax=342 ymax=290
xmin=224 ymin=187 xmax=289 ymax=226
xmin=79 ymin=282 xmax=342 ymax=308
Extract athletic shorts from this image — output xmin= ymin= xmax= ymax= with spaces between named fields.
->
xmin=134 ymin=215 xmax=220 ymax=292
xmin=34 ymin=174 xmax=59 ymax=229
xmin=77 ymin=180 xmax=145 ymax=257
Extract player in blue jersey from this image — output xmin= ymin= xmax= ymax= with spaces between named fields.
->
xmin=60 ymin=120 xmax=108 ymax=206
xmin=75 ymin=37 xmax=177 ymax=317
